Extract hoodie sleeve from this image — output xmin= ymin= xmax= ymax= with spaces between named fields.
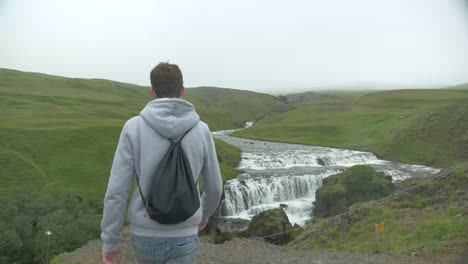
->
xmin=200 ymin=129 xmax=223 ymax=222
xmin=100 ymin=121 xmax=135 ymax=252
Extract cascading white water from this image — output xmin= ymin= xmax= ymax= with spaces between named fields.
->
xmin=245 ymin=122 xmax=254 ymax=128
xmin=238 ymin=150 xmax=383 ymax=169
xmin=221 ymin=170 xmax=340 ymax=215
xmin=220 ymin=170 xmax=342 ymax=225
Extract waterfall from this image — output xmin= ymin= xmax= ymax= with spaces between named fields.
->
xmin=245 ymin=122 xmax=254 ymax=128
xmin=220 ymin=170 xmax=342 ymax=225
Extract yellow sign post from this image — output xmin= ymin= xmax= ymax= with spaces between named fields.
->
xmin=375 ymin=222 xmax=385 ymax=242
xmin=377 ymin=222 xmax=385 ymax=234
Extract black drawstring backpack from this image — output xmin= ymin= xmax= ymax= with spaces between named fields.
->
xmin=135 ymin=126 xmax=200 ymax=224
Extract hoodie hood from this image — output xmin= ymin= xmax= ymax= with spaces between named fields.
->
xmin=140 ymin=98 xmax=200 ymax=140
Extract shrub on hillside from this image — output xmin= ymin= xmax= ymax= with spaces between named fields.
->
xmin=313 ymin=165 xmax=394 ymax=218
xmin=0 ymin=192 xmax=100 ymax=264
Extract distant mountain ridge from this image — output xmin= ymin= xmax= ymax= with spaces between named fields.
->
xmin=282 ymin=91 xmax=340 ymax=104
xmin=444 ymin=83 xmax=468 ymax=90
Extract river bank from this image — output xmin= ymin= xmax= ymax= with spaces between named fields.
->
xmin=55 ymin=227 xmax=466 ymax=264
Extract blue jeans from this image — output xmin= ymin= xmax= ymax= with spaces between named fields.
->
xmin=131 ymin=234 xmax=199 ymax=264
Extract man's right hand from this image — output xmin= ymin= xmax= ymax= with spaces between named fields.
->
xmin=198 ymin=221 xmax=208 ymax=231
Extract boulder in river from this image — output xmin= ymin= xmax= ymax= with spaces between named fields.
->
xmin=316 ymin=158 xmax=327 ymax=166
xmin=247 ymin=208 xmax=295 ymax=245
xmin=313 ymin=165 xmax=395 ymax=218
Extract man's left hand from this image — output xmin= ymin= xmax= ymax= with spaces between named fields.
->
xmin=102 ymin=249 xmax=122 ymax=264
xmin=198 ymin=221 xmax=208 ymax=231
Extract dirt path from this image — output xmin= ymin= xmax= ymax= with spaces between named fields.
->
xmin=58 ymin=228 xmax=466 ymax=264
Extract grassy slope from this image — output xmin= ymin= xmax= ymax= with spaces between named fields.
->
xmin=0 ymin=68 xmax=281 ymax=199
xmin=234 ymin=89 xmax=468 ymax=167
xmin=214 ymin=138 xmax=242 ymax=183
xmin=185 ymin=86 xmax=287 ymax=131
xmin=289 ymin=170 xmax=468 ymax=253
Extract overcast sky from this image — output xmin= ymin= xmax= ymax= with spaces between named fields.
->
xmin=1 ymin=0 xmax=467 ymax=93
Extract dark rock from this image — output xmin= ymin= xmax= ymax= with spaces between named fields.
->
xmin=217 ymin=218 xmax=250 ymax=232
xmin=313 ymin=165 xmax=395 ymax=218
xmin=316 ymin=158 xmax=327 ymax=166
xmin=246 ymin=208 xmax=293 ymax=245
xmin=209 ymin=217 xmax=251 ymax=244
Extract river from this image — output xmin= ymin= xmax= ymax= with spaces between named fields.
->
xmin=212 ymin=127 xmax=440 ymax=228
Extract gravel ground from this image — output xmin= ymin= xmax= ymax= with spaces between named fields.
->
xmin=59 ymin=228 xmax=467 ymax=264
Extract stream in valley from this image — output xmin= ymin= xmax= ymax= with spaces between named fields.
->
xmin=212 ymin=127 xmax=440 ymax=229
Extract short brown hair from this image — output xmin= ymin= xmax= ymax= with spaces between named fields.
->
xmin=150 ymin=63 xmax=183 ymax=98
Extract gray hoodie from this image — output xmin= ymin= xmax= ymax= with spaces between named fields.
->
xmin=100 ymin=98 xmax=223 ymax=252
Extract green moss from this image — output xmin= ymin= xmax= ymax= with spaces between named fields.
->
xmin=415 ymin=195 xmax=434 ymax=209
xmin=214 ymin=139 xmax=242 ymax=183
xmin=318 ymin=184 xmax=347 ymax=200
xmin=50 ymin=253 xmax=78 ymax=264
xmin=454 ymin=169 xmax=468 ymax=183
xmin=198 ymin=234 xmax=214 ymax=243
xmin=314 ymin=166 xmax=394 ymax=217
xmin=451 ymin=189 xmax=465 ymax=199
xmin=247 ymin=208 xmax=293 ymax=245
xmin=446 ymin=204 xmax=463 ymax=217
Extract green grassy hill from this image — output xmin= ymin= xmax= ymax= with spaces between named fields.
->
xmin=234 ymin=88 xmax=468 ymax=167
xmin=185 ymin=86 xmax=287 ymax=130
xmin=0 ymin=68 xmax=282 ymax=199
xmin=289 ymin=169 xmax=468 ymax=253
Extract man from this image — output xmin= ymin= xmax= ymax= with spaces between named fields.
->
xmin=100 ymin=63 xmax=223 ymax=263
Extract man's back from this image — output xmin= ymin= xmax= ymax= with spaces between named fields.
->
xmin=100 ymin=63 xmax=223 ymax=264
xmin=126 ymin=98 xmax=222 ymax=235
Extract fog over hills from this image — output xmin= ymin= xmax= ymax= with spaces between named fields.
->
xmin=1 ymin=0 xmax=468 ymax=92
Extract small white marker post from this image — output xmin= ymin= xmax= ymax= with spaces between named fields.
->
xmin=375 ymin=224 xmax=378 ymax=242
xmin=45 ymin=230 xmax=52 ymax=264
